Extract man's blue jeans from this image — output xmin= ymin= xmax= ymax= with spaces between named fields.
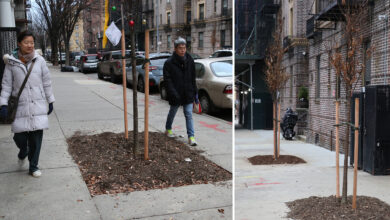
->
xmin=165 ymin=103 xmax=194 ymax=138
xmin=13 ymin=130 xmax=43 ymax=173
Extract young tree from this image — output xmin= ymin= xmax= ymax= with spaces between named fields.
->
xmin=264 ymin=12 xmax=289 ymax=158
xmin=329 ymin=0 xmax=370 ymax=203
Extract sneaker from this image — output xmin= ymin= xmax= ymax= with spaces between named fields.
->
xmin=188 ymin=136 xmax=197 ymax=146
xmin=165 ymin=129 xmax=174 ymax=138
xmin=17 ymin=158 xmax=26 ymax=167
xmin=30 ymin=170 xmax=42 ymax=178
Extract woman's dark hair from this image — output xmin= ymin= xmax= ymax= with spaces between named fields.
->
xmin=17 ymin=30 xmax=35 ymax=43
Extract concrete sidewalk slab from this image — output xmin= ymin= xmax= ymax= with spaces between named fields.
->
xmin=0 ymin=168 xmax=100 ymax=220
xmin=93 ymin=181 xmax=232 ymax=220
xmin=235 ymin=129 xmax=390 ymax=220
xmin=0 ymin=65 xmax=232 ymax=219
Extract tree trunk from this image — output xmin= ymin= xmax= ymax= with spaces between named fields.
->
xmin=131 ymin=27 xmax=138 ymax=156
xmin=64 ymin=40 xmax=70 ymax=66
xmin=273 ymin=101 xmax=277 ymax=159
xmin=342 ymin=95 xmax=352 ymax=203
xmin=51 ymin=38 xmax=59 ymax=66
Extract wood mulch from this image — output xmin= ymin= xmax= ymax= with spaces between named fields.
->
xmin=286 ymin=195 xmax=390 ymax=220
xmin=67 ymin=131 xmax=231 ymax=196
xmin=248 ymin=155 xmax=306 ymax=165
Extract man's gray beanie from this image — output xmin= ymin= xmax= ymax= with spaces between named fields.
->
xmin=174 ymin=37 xmax=186 ymax=48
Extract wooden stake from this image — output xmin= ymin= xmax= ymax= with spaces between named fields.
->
xmin=120 ymin=2 xmax=128 ymax=139
xmin=277 ymin=102 xmax=281 ymax=158
xmin=144 ymin=30 xmax=150 ymax=160
xmin=352 ymin=98 xmax=359 ymax=209
xmin=335 ymin=100 xmax=340 ymax=198
xmin=273 ymin=102 xmax=277 ymax=159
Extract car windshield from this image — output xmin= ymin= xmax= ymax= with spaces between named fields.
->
xmin=210 ymin=61 xmax=232 ymax=77
xmin=112 ymin=51 xmax=131 ymax=59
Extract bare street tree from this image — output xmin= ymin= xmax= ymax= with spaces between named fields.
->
xmin=329 ymin=0 xmax=371 ymax=204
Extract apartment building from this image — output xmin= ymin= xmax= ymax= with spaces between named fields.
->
xmin=69 ymin=16 xmax=85 ymax=52
xmin=144 ymin=0 xmax=232 ymax=58
xmin=276 ymin=0 xmax=390 ymax=151
xmin=82 ymin=0 xmax=105 ymax=53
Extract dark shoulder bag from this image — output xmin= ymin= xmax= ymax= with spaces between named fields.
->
xmin=7 ymin=59 xmax=36 ymax=122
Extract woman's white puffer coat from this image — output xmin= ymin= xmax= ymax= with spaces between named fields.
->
xmin=0 ymin=52 xmax=55 ymax=133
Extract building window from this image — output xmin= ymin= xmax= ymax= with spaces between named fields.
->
xmin=220 ymin=30 xmax=225 ymax=47
xmin=186 ymin=10 xmax=191 ymax=24
xmin=214 ymin=0 xmax=217 ymax=13
xmin=167 ymin=35 xmax=171 ymax=49
xmin=186 ymin=35 xmax=191 ymax=49
xmin=76 ymin=32 xmax=79 ymax=38
xmin=199 ymin=3 xmax=205 ymax=20
xmin=167 ymin=12 xmax=171 ymax=25
xmin=76 ymin=40 xmax=79 ymax=44
xmin=364 ymin=40 xmax=371 ymax=85
xmin=316 ymin=55 xmax=321 ymax=99
xmin=222 ymin=0 xmax=228 ymax=16
xmin=160 ymin=14 xmax=162 ymax=24
xmin=199 ymin=32 xmax=204 ymax=48
xmin=75 ymin=25 xmax=79 ymax=30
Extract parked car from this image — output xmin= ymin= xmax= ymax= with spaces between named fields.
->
xmin=79 ymin=54 xmax=99 ymax=73
xmin=194 ymin=57 xmax=232 ymax=114
xmin=126 ymin=53 xmax=171 ymax=92
xmin=97 ymin=50 xmax=131 ymax=83
xmin=189 ymin=53 xmax=202 ymax=60
xmin=209 ymin=49 xmax=232 ymax=58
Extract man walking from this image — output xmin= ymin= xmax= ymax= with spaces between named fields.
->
xmin=163 ymin=37 xmax=198 ymax=146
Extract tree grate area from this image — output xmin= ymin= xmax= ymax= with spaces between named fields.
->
xmin=248 ymin=155 xmax=306 ymax=165
xmin=67 ymin=131 xmax=232 ymax=196
xmin=286 ymin=195 xmax=390 ymax=220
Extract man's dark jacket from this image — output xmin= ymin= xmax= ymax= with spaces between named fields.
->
xmin=163 ymin=52 xmax=197 ymax=106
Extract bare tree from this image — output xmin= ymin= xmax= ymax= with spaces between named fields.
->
xmin=60 ymin=0 xmax=88 ymax=65
xmin=329 ymin=0 xmax=370 ymax=203
xmin=264 ymin=12 xmax=289 ymax=158
xmin=35 ymin=0 xmax=63 ymax=66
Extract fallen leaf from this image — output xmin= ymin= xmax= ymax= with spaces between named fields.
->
xmin=218 ymin=209 xmax=224 ymax=214
xmin=77 ymin=199 xmax=83 ymax=202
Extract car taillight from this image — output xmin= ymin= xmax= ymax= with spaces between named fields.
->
xmin=116 ymin=61 xmax=121 ymax=69
xmin=83 ymin=57 xmax=86 ymax=62
xmin=149 ymin=66 xmax=158 ymax=71
xmin=150 ymin=81 xmax=155 ymax=86
xmin=223 ymin=85 xmax=232 ymax=94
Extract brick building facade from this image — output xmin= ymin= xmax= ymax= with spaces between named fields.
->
xmin=277 ymin=0 xmax=390 ymax=151
xmin=143 ymin=0 xmax=232 ymax=58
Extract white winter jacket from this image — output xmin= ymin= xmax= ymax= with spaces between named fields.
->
xmin=0 ymin=52 xmax=55 ymax=133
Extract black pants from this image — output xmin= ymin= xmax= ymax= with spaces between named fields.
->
xmin=13 ymin=130 xmax=43 ymax=173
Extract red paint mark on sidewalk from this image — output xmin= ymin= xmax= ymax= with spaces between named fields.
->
xmin=109 ymin=85 xmax=117 ymax=90
xmin=248 ymin=178 xmax=281 ymax=187
xmin=173 ymin=125 xmax=182 ymax=130
xmin=198 ymin=121 xmax=226 ymax=133
xmin=139 ymin=98 xmax=157 ymax=106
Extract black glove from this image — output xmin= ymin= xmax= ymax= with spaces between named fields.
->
xmin=48 ymin=103 xmax=53 ymax=115
xmin=0 ymin=106 xmax=8 ymax=119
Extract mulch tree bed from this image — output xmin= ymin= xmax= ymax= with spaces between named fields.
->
xmin=248 ymin=155 xmax=306 ymax=165
xmin=286 ymin=195 xmax=390 ymax=220
xmin=67 ymin=131 xmax=232 ymax=196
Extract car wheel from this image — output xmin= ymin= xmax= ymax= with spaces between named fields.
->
xmin=137 ymin=77 xmax=145 ymax=93
xmin=97 ymin=69 xmax=103 ymax=79
xmin=110 ymin=69 xmax=120 ymax=83
xmin=160 ymin=83 xmax=167 ymax=100
xmin=199 ymin=93 xmax=213 ymax=114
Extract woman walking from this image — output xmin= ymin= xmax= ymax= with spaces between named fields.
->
xmin=0 ymin=30 xmax=55 ymax=177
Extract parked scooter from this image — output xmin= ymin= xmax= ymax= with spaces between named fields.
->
xmin=281 ymin=108 xmax=298 ymax=140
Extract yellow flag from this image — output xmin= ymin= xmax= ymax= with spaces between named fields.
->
xmin=102 ymin=0 xmax=109 ymax=48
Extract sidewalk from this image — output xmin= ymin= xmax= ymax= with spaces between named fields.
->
xmin=235 ymin=129 xmax=390 ymax=220
xmin=0 ymin=66 xmax=232 ymax=220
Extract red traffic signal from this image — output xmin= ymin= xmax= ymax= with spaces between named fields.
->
xmin=129 ymin=20 xmax=134 ymax=27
